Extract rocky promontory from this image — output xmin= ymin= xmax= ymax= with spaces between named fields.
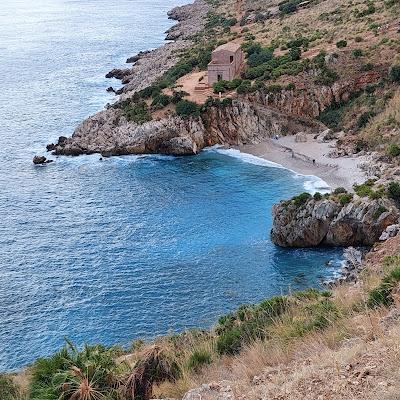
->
xmin=271 ymin=193 xmax=400 ymax=247
xmin=49 ymin=100 xmax=324 ymax=156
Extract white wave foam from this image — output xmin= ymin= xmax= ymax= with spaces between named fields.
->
xmin=302 ymin=175 xmax=331 ymax=195
xmin=210 ymin=147 xmax=285 ymax=169
xmin=207 ymin=146 xmax=331 ymax=194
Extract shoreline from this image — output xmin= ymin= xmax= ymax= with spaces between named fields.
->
xmin=239 ymin=135 xmax=368 ymax=191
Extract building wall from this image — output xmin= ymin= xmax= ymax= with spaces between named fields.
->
xmin=208 ymin=64 xmax=235 ymax=85
xmin=208 ymin=48 xmax=244 ymax=85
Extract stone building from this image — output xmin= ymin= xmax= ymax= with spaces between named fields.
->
xmin=208 ymin=42 xmax=244 ymax=85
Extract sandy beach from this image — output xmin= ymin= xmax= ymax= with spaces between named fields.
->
xmin=239 ymin=134 xmax=367 ymax=191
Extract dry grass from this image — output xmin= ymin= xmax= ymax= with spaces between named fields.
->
xmin=362 ymin=89 xmax=400 ymax=147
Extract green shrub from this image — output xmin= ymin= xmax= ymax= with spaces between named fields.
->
xmin=151 ymin=94 xmax=171 ymax=109
xmin=368 ymin=265 xmax=400 ymax=308
xmin=213 ymin=79 xmax=243 ymax=93
xmin=318 ymin=107 xmax=344 ymax=130
xmin=287 ymin=37 xmax=309 ymax=49
xmin=288 ymin=46 xmax=301 ymax=61
xmin=314 ymin=67 xmax=339 ymax=86
xmin=388 ymin=143 xmax=400 ymax=157
xmin=187 ymin=350 xmax=212 ymax=371
xmin=374 ymin=205 xmax=388 ymax=219
xmin=216 ymin=328 xmax=243 ymax=355
xmin=357 ymin=111 xmax=376 ymax=128
xmin=352 ymin=48 xmax=363 ymax=57
xmin=286 ymin=82 xmax=296 ymax=90
xmin=354 ymin=2 xmax=376 ymax=17
xmin=339 ymin=193 xmax=353 ymax=205
xmin=0 ymin=375 xmax=21 ymax=400
xmin=216 ymin=296 xmax=287 ymax=354
xmin=360 ymin=63 xmax=374 ymax=71
xmin=313 ymin=192 xmax=323 ymax=200
xmin=390 ymin=65 xmax=400 ymax=83
xmin=333 ymin=187 xmax=347 ymax=194
xmin=279 ymin=1 xmax=298 ymax=14
xmin=336 ymin=40 xmax=348 ymax=48
xmin=176 ymin=100 xmax=200 ymax=117
xmin=123 ymin=101 xmax=152 ymax=124
xmin=171 ymin=90 xmax=189 ymax=104
xmin=248 ymin=48 xmax=274 ymax=67
xmin=388 ymin=181 xmax=400 ymax=201
xmin=236 ymin=80 xmax=253 ymax=94
xmin=354 ymin=181 xmax=375 ymax=197
xmin=292 ymin=192 xmax=312 ymax=206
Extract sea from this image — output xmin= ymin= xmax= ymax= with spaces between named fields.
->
xmin=0 ymin=0 xmax=342 ymax=371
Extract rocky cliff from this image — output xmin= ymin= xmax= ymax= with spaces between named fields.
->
xmin=271 ymin=196 xmax=399 ymax=247
xmin=49 ymin=100 xmax=324 ymax=156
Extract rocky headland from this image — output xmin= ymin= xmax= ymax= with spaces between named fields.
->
xmin=271 ymin=194 xmax=399 ymax=247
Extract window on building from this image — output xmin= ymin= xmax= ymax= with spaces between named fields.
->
xmin=230 ymin=56 xmax=234 ymax=63
xmin=217 ymin=74 xmax=223 ymax=81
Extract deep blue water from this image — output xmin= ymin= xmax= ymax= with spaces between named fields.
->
xmin=0 ymin=0 xmax=341 ymax=371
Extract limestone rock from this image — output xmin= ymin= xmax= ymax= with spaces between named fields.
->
xmin=271 ymin=197 xmax=400 ymax=247
xmin=379 ymin=224 xmax=400 ymax=241
xmin=182 ymin=382 xmax=235 ymax=400
xmin=51 ymin=100 xmax=323 ymax=157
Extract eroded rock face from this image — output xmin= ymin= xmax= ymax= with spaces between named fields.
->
xmin=271 ymin=197 xmax=400 ymax=247
xmin=50 ymin=101 xmax=324 ymax=157
xmin=51 ymin=108 xmax=205 ymax=156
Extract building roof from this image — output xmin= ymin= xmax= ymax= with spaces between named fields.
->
xmin=213 ymin=42 xmax=241 ymax=53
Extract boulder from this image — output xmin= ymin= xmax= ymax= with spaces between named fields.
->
xmin=317 ymin=129 xmax=336 ymax=143
xmin=271 ymin=197 xmax=400 ymax=247
xmin=33 ymin=155 xmax=53 ymax=165
xmin=379 ymin=224 xmax=400 ymax=241
xmin=105 ymin=68 xmax=131 ymax=80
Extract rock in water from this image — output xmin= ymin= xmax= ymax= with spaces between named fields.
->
xmin=105 ymin=68 xmax=131 ymax=80
xmin=33 ymin=155 xmax=53 ymax=165
xmin=271 ymin=196 xmax=400 ymax=247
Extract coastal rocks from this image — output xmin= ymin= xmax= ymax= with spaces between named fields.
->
xmin=333 ymin=247 xmax=365 ymax=284
xmin=33 ymin=155 xmax=53 ymax=165
xmin=271 ymin=197 xmax=400 ymax=247
xmin=271 ymin=199 xmax=342 ymax=247
xmin=51 ymin=108 xmax=205 ymax=156
xmin=105 ymin=68 xmax=131 ymax=80
xmin=182 ymin=382 xmax=235 ymax=400
xmin=126 ymin=50 xmax=150 ymax=64
xmin=166 ymin=0 xmax=209 ymax=40
xmin=50 ymin=100 xmax=325 ymax=157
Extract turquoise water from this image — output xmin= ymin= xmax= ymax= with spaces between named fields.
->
xmin=0 ymin=0 xmax=341 ymax=371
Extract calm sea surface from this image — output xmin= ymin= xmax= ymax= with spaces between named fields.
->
xmin=0 ymin=0 xmax=342 ymax=371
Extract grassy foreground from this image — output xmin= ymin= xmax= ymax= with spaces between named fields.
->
xmin=2 ymin=237 xmax=400 ymax=400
